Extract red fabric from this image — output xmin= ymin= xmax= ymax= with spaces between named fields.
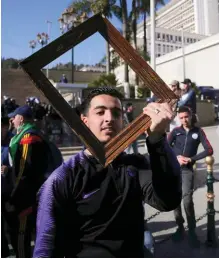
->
xmin=200 ymin=128 xmax=213 ymax=155
xmin=20 ymin=135 xmax=42 ymax=144
xmin=19 ymin=207 xmax=33 ymax=218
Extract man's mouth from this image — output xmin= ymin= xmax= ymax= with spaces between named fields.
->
xmin=101 ymin=127 xmax=114 ymax=133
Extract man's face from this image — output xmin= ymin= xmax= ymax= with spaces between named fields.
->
xmin=170 ymin=84 xmax=177 ymax=93
xmin=1 ymin=125 xmax=8 ymax=140
xmin=81 ymin=94 xmax=123 ymax=144
xmin=178 ymin=112 xmax=191 ymax=127
xmin=127 ymin=105 xmax=133 ymax=112
xmin=12 ymin=115 xmax=23 ymax=129
xmin=180 ymin=83 xmax=189 ymax=94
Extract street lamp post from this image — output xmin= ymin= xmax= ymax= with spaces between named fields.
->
xmin=37 ymin=32 xmax=49 ymax=77
xmin=181 ymin=26 xmax=186 ymax=80
xmin=46 ymin=20 xmax=52 ymax=78
xmin=150 ymin=0 xmax=156 ymax=98
xmin=150 ymin=0 xmax=156 ymax=71
xmin=29 ymin=40 xmax=37 ymax=54
xmin=37 ymin=32 xmax=49 ymax=48
xmin=58 ymin=8 xmax=87 ymax=83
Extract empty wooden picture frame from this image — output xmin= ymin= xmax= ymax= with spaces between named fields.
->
xmin=20 ymin=13 xmax=177 ymax=167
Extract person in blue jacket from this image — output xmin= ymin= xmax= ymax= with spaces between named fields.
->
xmin=178 ymin=78 xmax=196 ymax=113
xmin=168 ymin=106 xmax=213 ymax=247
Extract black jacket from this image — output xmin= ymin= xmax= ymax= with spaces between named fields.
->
xmin=178 ymin=89 xmax=197 ymax=113
xmin=10 ymin=132 xmax=48 ymax=214
xmin=168 ymin=126 xmax=213 ymax=169
xmin=33 ymin=136 xmax=182 ymax=258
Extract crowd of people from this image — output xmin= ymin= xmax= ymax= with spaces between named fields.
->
xmin=1 ymin=83 xmax=214 ymax=257
xmin=149 ymin=78 xmax=197 ymax=130
xmin=1 ymin=96 xmax=79 ymax=147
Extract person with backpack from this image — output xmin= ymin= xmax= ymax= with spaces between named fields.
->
xmin=4 ymin=105 xmax=62 ymax=257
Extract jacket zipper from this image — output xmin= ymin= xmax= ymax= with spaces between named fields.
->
xmin=182 ymin=130 xmax=189 ymax=155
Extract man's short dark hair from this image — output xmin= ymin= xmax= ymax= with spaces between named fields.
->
xmin=126 ymin=102 xmax=133 ymax=109
xmin=78 ymin=87 xmax=124 ymax=115
xmin=181 ymin=78 xmax=192 ymax=85
xmin=178 ymin=106 xmax=192 ymax=115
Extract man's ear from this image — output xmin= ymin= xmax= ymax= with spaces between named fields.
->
xmin=20 ymin=115 xmax=24 ymax=124
xmin=81 ymin=114 xmax=88 ymax=126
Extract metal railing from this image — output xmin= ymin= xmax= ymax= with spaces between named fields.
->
xmin=145 ymin=155 xmax=218 ymax=248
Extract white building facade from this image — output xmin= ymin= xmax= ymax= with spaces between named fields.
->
xmin=155 ymin=32 xmax=219 ymax=89
xmin=112 ymin=0 xmax=219 ymax=88
xmin=137 ymin=0 xmax=219 ymax=35
xmin=137 ymin=27 xmax=206 ymax=57
xmin=114 ymin=33 xmax=219 ymax=89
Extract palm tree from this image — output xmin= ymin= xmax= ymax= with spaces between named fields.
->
xmin=130 ymin=0 xmax=140 ymax=97
xmin=139 ymin=1 xmax=149 ymax=57
xmin=128 ymin=0 xmax=164 ymax=97
xmin=69 ymin=0 xmax=120 ymax=75
xmin=139 ymin=0 xmax=165 ymax=58
xmin=119 ymin=0 xmax=129 ymax=91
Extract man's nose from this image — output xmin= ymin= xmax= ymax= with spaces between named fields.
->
xmin=104 ymin=110 xmax=114 ymax=122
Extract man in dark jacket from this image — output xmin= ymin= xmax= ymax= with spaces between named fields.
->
xmin=4 ymin=105 xmax=49 ymax=258
xmin=1 ymin=117 xmax=14 ymax=258
xmin=178 ymin=78 xmax=196 ymax=113
xmin=125 ymin=103 xmax=138 ymax=154
xmin=168 ymin=106 xmax=213 ymax=247
xmin=33 ymin=87 xmax=182 ymax=258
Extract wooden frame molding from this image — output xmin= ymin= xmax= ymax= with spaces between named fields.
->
xmin=20 ymin=13 xmax=177 ymax=167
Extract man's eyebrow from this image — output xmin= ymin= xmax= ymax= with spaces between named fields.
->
xmin=94 ymin=105 xmax=122 ymax=112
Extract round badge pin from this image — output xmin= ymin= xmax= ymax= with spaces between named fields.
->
xmin=192 ymin=133 xmax=198 ymax=139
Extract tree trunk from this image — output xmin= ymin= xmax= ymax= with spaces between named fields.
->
xmin=143 ymin=12 xmax=147 ymax=56
xmin=132 ymin=0 xmax=139 ymax=98
xmin=121 ymin=0 xmax=130 ymax=98
xmin=106 ymin=42 xmax=110 ymax=74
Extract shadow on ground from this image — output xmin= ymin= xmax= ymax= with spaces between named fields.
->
xmin=148 ymin=219 xmax=219 ymax=258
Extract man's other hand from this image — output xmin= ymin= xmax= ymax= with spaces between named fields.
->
xmin=143 ymin=102 xmax=174 ymax=136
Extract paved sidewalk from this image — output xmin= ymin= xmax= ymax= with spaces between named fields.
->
xmin=145 ymin=182 xmax=219 ymax=258
xmin=144 ymin=125 xmax=219 ymax=257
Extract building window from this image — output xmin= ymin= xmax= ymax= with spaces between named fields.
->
xmin=167 ymin=45 xmax=170 ymax=52
xmin=163 ymin=34 xmax=165 ymax=41
xmin=163 ymin=45 xmax=166 ymax=52
xmin=166 ymin=34 xmax=169 ymax=42
xmin=157 ymin=33 xmax=161 ymax=40
xmin=158 ymin=44 xmax=161 ymax=52
xmin=178 ymin=36 xmax=181 ymax=42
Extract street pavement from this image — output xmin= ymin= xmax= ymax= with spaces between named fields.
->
xmin=144 ymin=125 xmax=219 ymax=258
xmin=62 ymin=125 xmax=219 ymax=257
xmin=149 ymin=125 xmax=219 ymax=258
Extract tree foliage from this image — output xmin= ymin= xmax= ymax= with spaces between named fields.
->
xmin=88 ymin=73 xmax=118 ymax=87
xmin=1 ymin=58 xmax=22 ymax=69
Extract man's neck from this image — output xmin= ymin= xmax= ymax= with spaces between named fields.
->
xmin=182 ymin=125 xmax=191 ymax=131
